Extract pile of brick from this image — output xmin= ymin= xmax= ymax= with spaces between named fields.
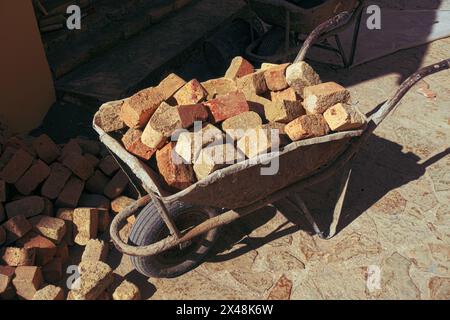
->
xmin=0 ymin=135 xmax=140 ymax=300
xmin=95 ymin=56 xmax=367 ymax=191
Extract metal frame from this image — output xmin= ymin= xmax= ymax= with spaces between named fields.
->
xmin=104 ymin=11 xmax=450 ymax=257
xmin=245 ymin=0 xmax=364 ymax=67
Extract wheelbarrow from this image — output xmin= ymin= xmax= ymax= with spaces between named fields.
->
xmin=94 ymin=12 xmax=450 ymax=278
xmin=245 ymin=0 xmax=364 ymax=67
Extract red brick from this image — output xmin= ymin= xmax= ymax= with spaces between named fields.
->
xmin=121 ymin=87 xmax=164 ymax=128
xmin=177 ymin=104 xmax=209 ymax=128
xmin=55 ymin=176 xmax=85 ymax=208
xmin=202 ymin=77 xmax=238 ymax=100
xmin=31 ymin=216 xmax=67 ymax=243
xmin=32 ymin=284 xmax=64 ymax=300
xmin=111 ymin=196 xmax=136 ymax=224
xmin=121 ymin=128 xmax=156 ymax=160
xmin=78 ymin=193 xmax=111 ymax=210
xmin=4 ymin=137 xmax=36 ymax=157
xmin=55 ymin=242 xmax=70 ymax=264
xmin=41 ymin=162 xmax=72 ymax=199
xmin=73 ymin=208 xmax=99 ymax=245
xmin=264 ymin=63 xmax=290 ymax=91
xmin=98 ymin=155 xmax=120 ymax=176
xmin=173 ymin=79 xmax=208 ymax=105
xmin=86 ymin=170 xmax=110 ymax=194
xmin=76 ymin=138 xmax=101 ymax=155
xmin=103 ymin=170 xmax=129 ymax=199
xmin=13 ymin=266 xmax=43 ymax=300
xmin=141 ymin=103 xmax=181 ymax=149
xmin=224 ymin=56 xmax=254 ymax=80
xmin=56 ymin=209 xmax=75 ymax=246
xmin=1 ymin=214 xmax=32 ymax=244
xmin=236 ymin=70 xmax=268 ymax=96
xmin=0 ymin=225 xmax=5 ymax=246
xmin=156 ymin=142 xmax=195 ymax=190
xmin=14 ymin=160 xmax=51 ymax=195
xmin=0 ymin=179 xmax=5 ymax=202
xmin=0 ymin=147 xmax=16 ymax=171
xmin=5 ymin=196 xmax=45 ymax=219
xmin=42 ymin=258 xmax=63 ymax=283
xmin=32 ymin=134 xmax=60 ymax=164
xmin=0 ymin=204 xmax=5 ymax=223
xmin=0 ymin=149 xmax=34 ymax=184
xmin=62 ymin=151 xmax=95 ymax=180
xmin=97 ymin=209 xmax=111 ymax=233
xmin=84 ymin=153 xmax=100 ymax=168
xmin=23 ymin=234 xmax=57 ymax=266
xmin=285 ymin=114 xmax=330 ymax=141
xmin=81 ymin=239 xmax=108 ymax=262
xmin=1 ymin=247 xmax=35 ymax=266
xmin=42 ymin=198 xmax=54 ymax=216
xmin=60 ymin=139 xmax=82 ymax=160
xmin=94 ymin=101 xmax=126 ymax=133
xmin=156 ymin=73 xmax=186 ymax=101
xmin=270 ymin=87 xmax=298 ymax=102
xmin=0 ymin=266 xmax=16 ymax=300
xmin=204 ymin=91 xmax=250 ymax=123
xmin=303 ymin=82 xmax=350 ymax=114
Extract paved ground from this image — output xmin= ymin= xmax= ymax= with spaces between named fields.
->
xmin=107 ymin=36 xmax=450 ymax=300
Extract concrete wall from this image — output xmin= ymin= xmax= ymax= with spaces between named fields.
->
xmin=0 ymin=0 xmax=55 ymax=135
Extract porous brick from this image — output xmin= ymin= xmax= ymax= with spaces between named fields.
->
xmin=15 ymin=160 xmax=51 ymax=195
xmin=204 ymin=91 xmax=250 ymax=123
xmin=285 ymin=114 xmax=330 ymax=141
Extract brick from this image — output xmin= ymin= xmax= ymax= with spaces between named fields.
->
xmin=78 ymin=193 xmax=111 ymax=210
xmin=264 ymin=63 xmax=290 ymax=91
xmin=0 ymin=179 xmax=5 ymax=202
xmin=84 ymin=153 xmax=100 ymax=168
xmin=286 ymin=61 xmax=321 ymax=96
xmin=98 ymin=155 xmax=120 ymax=176
xmin=81 ymin=239 xmax=108 ymax=262
xmin=94 ymin=101 xmax=126 ymax=133
xmin=222 ymin=111 xmax=262 ymax=141
xmin=32 ymin=134 xmax=61 ymax=164
xmin=5 ymin=196 xmax=45 ymax=219
xmin=31 ymin=216 xmax=67 ymax=243
xmin=285 ymin=114 xmax=330 ymax=141
xmin=42 ymin=257 xmax=63 ymax=283
xmin=265 ymin=99 xmax=305 ymax=123
xmin=1 ymin=247 xmax=35 ymax=266
xmin=244 ymin=91 xmax=271 ymax=118
xmin=261 ymin=62 xmax=279 ymax=70
xmin=32 ymin=285 xmax=64 ymax=300
xmin=173 ymin=79 xmax=208 ymax=105
xmin=76 ymin=138 xmax=102 ymax=156
xmin=121 ymin=128 xmax=156 ymax=160
xmin=0 ymin=266 xmax=15 ymax=299
xmin=15 ymin=160 xmax=51 ymax=195
xmin=0 ymin=225 xmax=5 ymax=246
xmin=202 ymin=77 xmax=238 ymax=100
xmin=237 ymin=127 xmax=280 ymax=158
xmin=262 ymin=123 xmax=290 ymax=146
xmin=41 ymin=162 xmax=72 ymax=199
xmin=86 ymin=170 xmax=110 ymax=194
xmin=23 ymin=234 xmax=57 ymax=266
xmin=55 ymin=242 xmax=70 ymax=264
xmin=73 ymin=208 xmax=99 ymax=245
xmin=113 ymin=280 xmax=141 ymax=300
xmin=270 ymin=87 xmax=297 ymax=102
xmin=42 ymin=198 xmax=54 ymax=216
xmin=0 ymin=149 xmax=34 ymax=184
xmin=120 ymin=87 xmax=164 ymax=128
xmin=174 ymin=124 xmax=224 ymax=163
xmin=4 ymin=137 xmax=36 ymax=157
xmin=1 ymin=214 xmax=32 ymax=244
xmin=177 ymin=104 xmax=209 ymax=128
xmin=303 ymin=82 xmax=350 ymax=114
xmin=323 ymin=103 xmax=367 ymax=131
xmin=97 ymin=209 xmax=111 ymax=233
xmin=56 ymin=208 xmax=74 ymax=246
xmin=70 ymin=261 xmax=113 ymax=300
xmin=0 ymin=147 xmax=17 ymax=172
xmin=55 ymin=176 xmax=84 ymax=208
xmin=224 ymin=56 xmax=254 ymax=80
xmin=60 ymin=139 xmax=82 ymax=160
xmin=62 ymin=151 xmax=95 ymax=180
xmin=204 ymin=91 xmax=250 ymax=123
xmin=156 ymin=73 xmax=186 ymax=101
xmin=111 ymin=196 xmax=136 ymax=224
xmin=156 ymin=142 xmax=195 ymax=190
xmin=104 ymin=170 xmax=129 ymax=199
xmin=236 ymin=70 xmax=267 ymax=96
xmin=194 ymin=144 xmax=244 ymax=180
xmin=12 ymin=266 xmax=43 ymax=300
xmin=0 ymin=204 xmax=5 ymax=223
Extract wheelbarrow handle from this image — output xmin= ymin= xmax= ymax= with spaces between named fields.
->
xmin=369 ymin=58 xmax=450 ymax=128
xmin=294 ymin=10 xmax=352 ymax=63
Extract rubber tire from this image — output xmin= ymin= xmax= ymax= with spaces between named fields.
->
xmin=128 ymin=201 xmax=219 ymax=278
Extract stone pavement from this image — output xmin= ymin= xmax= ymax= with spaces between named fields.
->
xmin=110 ymin=37 xmax=450 ymax=300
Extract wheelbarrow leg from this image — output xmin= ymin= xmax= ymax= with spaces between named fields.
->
xmin=288 ymin=193 xmax=326 ymax=238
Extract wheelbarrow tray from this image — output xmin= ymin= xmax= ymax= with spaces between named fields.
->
xmin=93 ymin=105 xmax=364 ymax=210
xmin=248 ymin=0 xmax=359 ymax=33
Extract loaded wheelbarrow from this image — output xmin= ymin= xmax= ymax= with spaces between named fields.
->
xmin=93 ymin=12 xmax=450 ymax=278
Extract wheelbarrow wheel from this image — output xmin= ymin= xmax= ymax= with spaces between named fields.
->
xmin=128 ymin=201 xmax=220 ymax=278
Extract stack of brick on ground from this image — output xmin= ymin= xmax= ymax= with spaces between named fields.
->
xmin=0 ymin=136 xmax=140 ymax=300
xmin=94 ymin=56 xmax=367 ymax=192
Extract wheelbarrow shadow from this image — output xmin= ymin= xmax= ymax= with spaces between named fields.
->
xmin=206 ymin=134 xmax=450 ymax=263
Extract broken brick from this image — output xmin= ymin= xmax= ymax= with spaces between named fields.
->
xmin=15 ymin=160 xmax=51 ymax=195
xmin=0 ymin=266 xmax=15 ymax=299
xmin=60 ymin=139 xmax=83 ymax=160
xmin=1 ymin=214 xmax=32 ymax=244
xmin=32 ymin=134 xmax=60 ymax=164
xmin=173 ymin=79 xmax=208 ymax=105
xmin=78 ymin=193 xmax=111 ymax=210
xmin=193 ymin=144 xmax=244 ymax=180
xmin=62 ymin=151 xmax=95 ymax=180
xmin=32 ymin=285 xmax=64 ymax=300
xmin=156 ymin=73 xmax=186 ymax=101
xmin=41 ymin=162 xmax=72 ymax=199
xmin=0 ymin=149 xmax=34 ymax=184
xmin=23 ymin=234 xmax=57 ymax=266
xmin=81 ymin=239 xmax=108 ymax=263
xmin=270 ymin=87 xmax=297 ymax=102
xmin=112 ymin=280 xmax=141 ymax=300
xmin=12 ymin=266 xmax=43 ymax=300
xmin=204 ymin=91 xmax=250 ymax=123
xmin=84 ymin=153 xmax=100 ymax=168
xmin=121 ymin=87 xmax=164 ymax=128
xmin=264 ymin=63 xmax=290 ymax=91
xmin=55 ymin=176 xmax=85 ymax=208
xmin=236 ymin=70 xmax=268 ymax=96
xmin=303 ymin=82 xmax=350 ymax=114
xmin=0 ymin=225 xmax=5 ymax=246
xmin=285 ymin=114 xmax=330 ymax=141
xmin=202 ymin=77 xmax=238 ymax=100
xmin=97 ymin=209 xmax=111 ymax=233
xmin=286 ymin=61 xmax=321 ymax=97
xmin=224 ymin=56 xmax=254 ymax=80
xmin=111 ymin=196 xmax=136 ymax=224
xmin=98 ymin=155 xmax=120 ymax=176
xmin=73 ymin=208 xmax=99 ymax=246
xmin=5 ymin=196 xmax=45 ymax=219
xmin=31 ymin=216 xmax=67 ymax=243
xmin=85 ymin=170 xmax=110 ymax=194
xmin=103 ymin=170 xmax=129 ymax=199
xmin=0 ymin=179 xmax=5 ymax=202
xmin=70 ymin=261 xmax=113 ymax=300
xmin=237 ymin=127 xmax=279 ymax=159
xmin=222 ymin=111 xmax=262 ymax=141
xmin=94 ymin=101 xmax=126 ymax=133
xmin=265 ymin=99 xmax=305 ymax=123
xmin=1 ymin=247 xmax=35 ymax=266
xmin=56 ymin=208 xmax=74 ymax=246
xmin=42 ymin=257 xmax=63 ymax=283
xmin=121 ymin=128 xmax=156 ymax=160
xmin=323 ymin=103 xmax=367 ymax=131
